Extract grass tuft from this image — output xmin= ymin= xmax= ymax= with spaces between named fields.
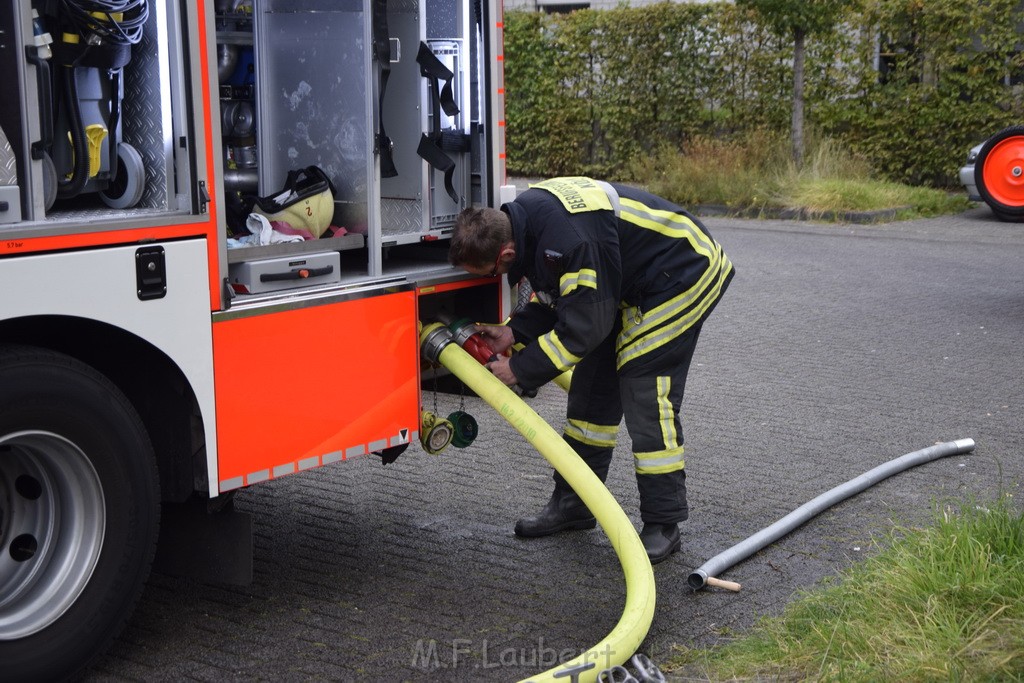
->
xmin=631 ymin=132 xmax=971 ymax=220
xmin=665 ymin=496 xmax=1024 ymax=681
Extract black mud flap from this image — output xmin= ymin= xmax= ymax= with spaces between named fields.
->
xmin=153 ymin=497 xmax=253 ymax=585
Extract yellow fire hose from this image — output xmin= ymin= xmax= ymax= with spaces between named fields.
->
xmin=420 ymin=323 xmax=655 ymax=683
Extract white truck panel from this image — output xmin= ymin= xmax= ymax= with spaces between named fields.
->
xmin=0 ymin=238 xmax=218 ymax=488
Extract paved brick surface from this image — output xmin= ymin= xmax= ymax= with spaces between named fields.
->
xmin=87 ymin=206 xmax=1024 ymax=682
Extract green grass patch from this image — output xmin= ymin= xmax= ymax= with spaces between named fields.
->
xmin=666 ymin=497 xmax=1024 ymax=681
xmin=632 ymin=133 xmax=971 ymax=220
xmin=781 ymin=179 xmax=969 ymax=218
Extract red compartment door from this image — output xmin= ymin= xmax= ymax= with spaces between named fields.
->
xmin=212 ymin=289 xmax=419 ymax=492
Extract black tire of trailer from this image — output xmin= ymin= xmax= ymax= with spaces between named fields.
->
xmin=0 ymin=345 xmax=160 ymax=682
xmin=974 ymin=125 xmax=1024 ymax=223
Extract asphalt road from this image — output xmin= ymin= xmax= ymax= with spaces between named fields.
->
xmin=88 ymin=206 xmax=1024 ymax=682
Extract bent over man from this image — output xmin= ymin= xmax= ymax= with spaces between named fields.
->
xmin=449 ymin=177 xmax=734 ymax=563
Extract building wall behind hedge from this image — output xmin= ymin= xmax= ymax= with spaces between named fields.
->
xmin=503 ymin=0 xmax=1024 ymax=186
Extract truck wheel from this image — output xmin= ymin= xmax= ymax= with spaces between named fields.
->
xmin=0 ymin=346 xmax=159 ymax=681
xmin=975 ymin=125 xmax=1024 ymax=222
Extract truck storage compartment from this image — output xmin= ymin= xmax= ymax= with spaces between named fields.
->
xmin=0 ymin=0 xmax=197 ymax=227
xmin=228 ymin=251 xmax=341 ymax=294
xmin=221 ymin=0 xmax=493 ymax=294
xmin=219 ymin=0 xmax=371 ymax=285
xmin=378 ymin=0 xmax=481 ymax=247
xmin=212 ymin=285 xmax=420 ymax=492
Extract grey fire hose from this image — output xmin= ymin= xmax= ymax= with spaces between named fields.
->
xmin=688 ymin=438 xmax=977 ymax=591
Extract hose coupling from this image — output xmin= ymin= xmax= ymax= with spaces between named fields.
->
xmin=448 ymin=317 xmax=498 ymax=365
xmin=447 ymin=410 xmax=478 ymax=448
xmin=420 ymin=323 xmax=454 ymax=364
xmin=420 ymin=410 xmax=454 ymax=454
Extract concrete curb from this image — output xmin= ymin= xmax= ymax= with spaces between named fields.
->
xmin=694 ymin=204 xmax=912 ymax=224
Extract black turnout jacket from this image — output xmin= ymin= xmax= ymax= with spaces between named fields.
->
xmin=504 ymin=177 xmax=733 ymax=389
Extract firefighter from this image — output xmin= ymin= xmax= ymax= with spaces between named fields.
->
xmin=449 ymin=177 xmax=734 ymax=563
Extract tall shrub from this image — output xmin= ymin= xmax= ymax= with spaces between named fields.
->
xmin=821 ymin=0 xmax=1024 ymax=185
xmin=503 ymin=0 xmax=1024 ymax=185
xmin=503 ymin=11 xmax=592 ymax=176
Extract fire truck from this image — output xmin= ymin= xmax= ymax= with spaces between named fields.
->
xmin=0 ymin=0 xmax=507 ymax=678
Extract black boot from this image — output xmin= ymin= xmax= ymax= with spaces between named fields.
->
xmin=514 ymin=488 xmax=597 ymax=537
xmin=640 ymin=523 xmax=680 ymax=564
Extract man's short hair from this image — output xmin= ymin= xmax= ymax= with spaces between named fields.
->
xmin=449 ymin=207 xmax=512 ymax=268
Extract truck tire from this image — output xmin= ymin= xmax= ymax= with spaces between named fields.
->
xmin=975 ymin=125 xmax=1024 ymax=222
xmin=0 ymin=345 xmax=159 ymax=681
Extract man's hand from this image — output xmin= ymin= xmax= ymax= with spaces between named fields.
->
xmin=485 ymin=356 xmax=519 ymax=386
xmin=475 ymin=324 xmax=515 ymax=355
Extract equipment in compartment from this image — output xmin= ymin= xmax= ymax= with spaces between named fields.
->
xmin=0 ymin=124 xmax=21 ymax=224
xmin=228 ymin=251 xmax=341 ymax=294
xmin=217 ymin=1 xmax=257 ymax=202
xmin=378 ymin=0 xmax=478 ymax=244
xmin=418 ymin=39 xmax=470 ymax=228
xmin=34 ymin=1 xmax=148 ymax=210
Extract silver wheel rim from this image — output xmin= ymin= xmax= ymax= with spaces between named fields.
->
xmin=0 ymin=431 xmax=105 ymax=639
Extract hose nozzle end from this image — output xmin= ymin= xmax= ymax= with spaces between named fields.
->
xmin=953 ymin=438 xmax=976 ymax=453
xmin=687 ymin=570 xmax=708 ymax=591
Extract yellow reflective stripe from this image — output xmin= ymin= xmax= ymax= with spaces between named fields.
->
xmin=634 ymin=445 xmax=685 ymax=474
xmin=538 ymin=330 xmax=582 ymax=372
xmin=559 ymin=269 xmax=598 ymax=296
xmin=564 ymin=418 xmax=619 ymax=448
xmin=617 ymin=257 xmax=733 ymax=369
xmin=638 ymin=250 xmax=730 ymax=349
xmin=619 ymin=198 xmax=716 ymax=258
xmin=618 ymin=240 xmax=725 ymax=348
xmin=656 ymin=377 xmax=677 ymax=449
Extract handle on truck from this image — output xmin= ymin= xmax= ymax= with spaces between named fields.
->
xmin=259 ymin=266 xmax=334 ymax=282
xmin=25 ymin=46 xmax=54 ymax=157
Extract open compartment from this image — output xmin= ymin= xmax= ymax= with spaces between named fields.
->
xmin=219 ymin=0 xmax=492 ymax=295
xmin=0 ymin=0 xmax=197 ymax=228
xmin=378 ymin=0 xmax=485 ymax=249
xmin=221 ymin=0 xmax=371 ymax=291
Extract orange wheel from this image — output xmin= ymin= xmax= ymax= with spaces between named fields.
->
xmin=975 ymin=125 xmax=1024 ymax=222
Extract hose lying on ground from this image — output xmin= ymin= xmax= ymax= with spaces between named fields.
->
xmin=688 ymin=438 xmax=977 ymax=591
xmin=420 ymin=323 xmax=655 ymax=683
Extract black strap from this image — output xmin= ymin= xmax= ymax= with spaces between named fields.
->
xmin=416 ymin=42 xmax=460 ymax=124
xmin=53 ymin=40 xmax=132 ymax=70
xmin=415 ymin=42 xmax=462 ymax=204
xmin=372 ymin=0 xmax=397 ymax=178
xmin=107 ymin=69 xmax=122 ymax=183
xmin=417 ymin=134 xmax=459 ymax=204
xmin=440 ymin=129 xmax=471 ymax=153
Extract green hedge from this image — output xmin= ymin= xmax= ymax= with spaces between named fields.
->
xmin=503 ymin=0 xmax=1024 ymax=186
